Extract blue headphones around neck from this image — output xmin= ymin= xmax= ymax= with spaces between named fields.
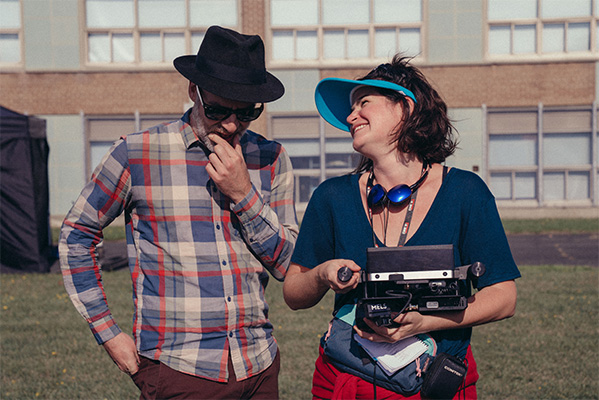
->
xmin=366 ymin=165 xmax=429 ymax=208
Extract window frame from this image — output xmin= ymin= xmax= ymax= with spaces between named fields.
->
xmin=84 ymin=112 xmax=181 ymax=177
xmin=268 ymin=111 xmax=358 ymax=213
xmin=82 ymin=0 xmax=241 ymax=69
xmin=485 ymin=0 xmax=599 ymax=61
xmin=485 ymin=103 xmax=598 ymax=207
xmin=267 ymin=0 xmax=426 ymax=68
xmin=0 ymin=0 xmax=24 ymax=69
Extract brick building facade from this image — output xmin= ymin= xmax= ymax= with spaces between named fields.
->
xmin=1 ymin=0 xmax=597 ymax=221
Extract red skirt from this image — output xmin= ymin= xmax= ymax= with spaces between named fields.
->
xmin=312 ymin=345 xmax=479 ymax=400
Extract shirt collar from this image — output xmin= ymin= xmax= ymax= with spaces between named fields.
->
xmin=179 ymin=109 xmax=215 ymax=157
xmin=180 ymin=109 xmax=199 ymax=148
xmin=180 ymin=108 xmax=249 ymax=155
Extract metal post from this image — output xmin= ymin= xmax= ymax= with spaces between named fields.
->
xmin=135 ymin=110 xmax=140 ymax=132
xmin=81 ymin=110 xmax=88 ymax=180
xmin=537 ymin=103 xmax=543 ymax=207
xmin=592 ymin=101 xmax=598 ymax=206
xmin=481 ymin=104 xmax=488 ymax=182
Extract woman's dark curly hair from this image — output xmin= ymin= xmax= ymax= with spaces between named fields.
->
xmin=353 ymin=54 xmax=458 ymax=174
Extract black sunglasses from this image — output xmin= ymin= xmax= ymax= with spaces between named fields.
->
xmin=196 ymin=87 xmax=264 ymax=122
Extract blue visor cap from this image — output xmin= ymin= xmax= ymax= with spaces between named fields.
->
xmin=314 ymin=78 xmax=417 ymax=132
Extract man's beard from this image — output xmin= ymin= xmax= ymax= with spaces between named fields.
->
xmin=190 ymin=105 xmax=214 ymax=152
xmin=190 ymin=105 xmax=246 ymax=153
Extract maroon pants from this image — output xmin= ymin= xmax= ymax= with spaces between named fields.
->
xmin=131 ymin=350 xmax=280 ymax=399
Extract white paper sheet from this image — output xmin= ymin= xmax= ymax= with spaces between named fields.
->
xmin=354 ymin=334 xmax=428 ymax=376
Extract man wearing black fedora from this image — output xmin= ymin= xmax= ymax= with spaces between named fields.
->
xmin=60 ymin=26 xmax=298 ymax=399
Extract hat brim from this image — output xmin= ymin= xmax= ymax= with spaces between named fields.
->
xmin=314 ymin=78 xmax=416 ymax=132
xmin=174 ymin=55 xmax=284 ymax=103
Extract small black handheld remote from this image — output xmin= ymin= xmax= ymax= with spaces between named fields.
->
xmin=337 ymin=266 xmax=352 ymax=283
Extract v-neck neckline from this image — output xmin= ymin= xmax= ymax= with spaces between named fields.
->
xmin=352 ymin=168 xmax=453 ymax=247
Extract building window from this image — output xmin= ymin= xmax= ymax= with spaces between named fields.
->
xmin=487 ymin=0 xmax=598 ymax=57
xmin=0 ymin=0 xmax=22 ymax=64
xmin=278 ymin=136 xmax=359 ymax=206
xmin=270 ymin=113 xmax=359 ymax=211
xmin=84 ymin=0 xmax=238 ymax=65
xmin=270 ymin=0 xmax=423 ymax=64
xmin=487 ymin=105 xmax=597 ymax=205
xmin=86 ymin=114 xmax=180 ymax=176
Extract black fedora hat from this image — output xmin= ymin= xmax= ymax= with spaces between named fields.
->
xmin=174 ymin=26 xmax=284 ymax=103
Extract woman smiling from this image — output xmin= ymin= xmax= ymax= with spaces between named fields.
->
xmin=283 ymin=55 xmax=521 ymax=399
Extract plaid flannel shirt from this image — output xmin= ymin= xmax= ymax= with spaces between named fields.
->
xmin=60 ymin=112 xmax=298 ymax=381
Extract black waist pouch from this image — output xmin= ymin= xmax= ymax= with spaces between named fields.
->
xmin=420 ymin=353 xmax=467 ymax=399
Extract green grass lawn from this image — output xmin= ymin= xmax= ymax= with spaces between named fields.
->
xmin=51 ymin=218 xmax=599 ymax=244
xmin=500 ymin=218 xmax=599 ymax=234
xmin=1 ymin=264 xmax=597 ymax=399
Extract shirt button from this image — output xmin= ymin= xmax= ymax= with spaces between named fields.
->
xmin=227 ymin=296 xmax=231 ymax=302
xmin=222 ymin=260 xmax=227 ymax=266
xmin=216 ymin=224 xmax=220 ymax=230
xmin=229 ymin=332 xmax=233 ymax=337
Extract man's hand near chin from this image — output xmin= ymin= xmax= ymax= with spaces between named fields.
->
xmin=206 ymin=133 xmax=252 ymax=204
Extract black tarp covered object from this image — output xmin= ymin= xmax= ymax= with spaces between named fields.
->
xmin=0 ymin=106 xmax=53 ymax=273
